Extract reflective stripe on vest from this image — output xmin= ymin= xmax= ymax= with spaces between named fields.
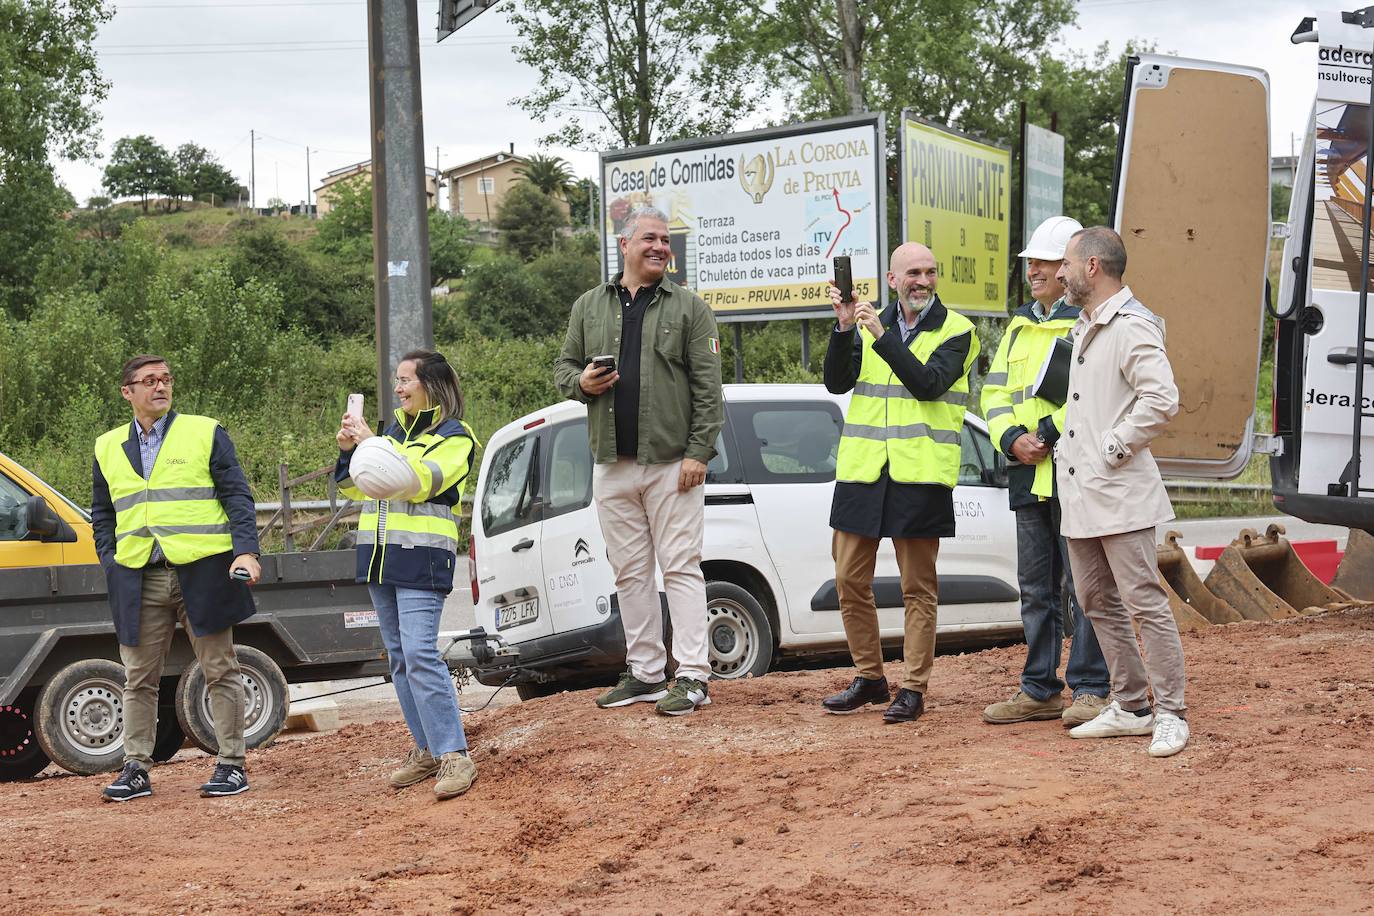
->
xmin=355 ymin=414 xmax=475 ymax=581
xmin=982 ymin=314 xmax=1075 ymax=498
xmin=835 ymin=310 xmax=979 ymax=487
xmin=94 ymin=415 xmax=232 ymax=568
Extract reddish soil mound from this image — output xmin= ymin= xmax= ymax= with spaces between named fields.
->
xmin=4 ymin=608 xmax=1374 ymax=914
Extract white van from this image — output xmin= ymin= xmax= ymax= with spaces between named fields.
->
xmin=459 ymin=384 xmax=1022 ymax=698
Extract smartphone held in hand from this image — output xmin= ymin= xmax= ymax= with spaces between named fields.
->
xmin=592 ymin=355 xmax=617 ymax=372
xmin=346 ymin=393 xmax=364 ymax=419
xmin=833 ymin=255 xmax=853 ymax=302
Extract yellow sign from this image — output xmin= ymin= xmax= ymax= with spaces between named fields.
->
xmin=901 ymin=116 xmax=1011 ymax=316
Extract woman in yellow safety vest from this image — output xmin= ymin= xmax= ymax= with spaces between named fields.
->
xmin=335 ymin=349 xmax=479 ymax=801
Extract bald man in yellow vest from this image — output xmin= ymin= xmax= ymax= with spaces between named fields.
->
xmin=819 ymin=243 xmax=978 ymax=723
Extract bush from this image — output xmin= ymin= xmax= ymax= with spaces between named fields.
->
xmin=495 ymin=182 xmax=569 ymax=262
xmin=462 ymin=252 xmax=551 ymax=338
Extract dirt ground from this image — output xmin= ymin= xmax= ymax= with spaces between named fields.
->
xmin=4 ymin=608 xmax=1374 ymax=915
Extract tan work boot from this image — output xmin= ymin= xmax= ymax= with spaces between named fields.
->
xmin=982 ymin=689 xmax=1064 ymax=724
xmin=434 ymin=752 xmax=476 ymax=800
xmin=1061 ymin=693 xmax=1110 ymax=728
xmin=390 ymin=746 xmax=440 ymax=789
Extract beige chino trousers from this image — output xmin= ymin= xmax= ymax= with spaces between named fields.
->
xmin=592 ymin=457 xmax=711 ymax=684
xmin=1066 ymin=528 xmax=1187 ymax=716
xmin=119 ymin=565 xmax=246 ymax=768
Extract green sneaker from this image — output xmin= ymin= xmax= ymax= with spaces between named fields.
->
xmin=655 ymin=677 xmax=711 ymax=717
xmin=595 ymin=671 xmax=670 ymax=708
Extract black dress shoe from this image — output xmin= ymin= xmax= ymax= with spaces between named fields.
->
xmin=821 ymin=676 xmax=890 ymax=714
xmin=882 ymin=688 xmax=925 ymax=723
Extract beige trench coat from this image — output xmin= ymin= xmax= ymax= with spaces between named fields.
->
xmin=1055 ymin=286 xmax=1179 ymax=539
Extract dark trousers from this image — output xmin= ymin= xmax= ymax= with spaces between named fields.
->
xmin=1016 ymin=500 xmax=1109 ymax=701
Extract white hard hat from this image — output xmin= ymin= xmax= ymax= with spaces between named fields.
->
xmin=349 ymin=438 xmax=421 ymax=500
xmin=1019 ymin=215 xmax=1083 ymax=260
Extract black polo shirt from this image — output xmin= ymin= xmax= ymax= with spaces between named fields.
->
xmin=614 ymin=281 xmax=659 ymax=457
xmin=822 ymin=296 xmax=972 ymax=539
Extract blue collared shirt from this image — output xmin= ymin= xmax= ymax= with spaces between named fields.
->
xmin=895 ymin=297 xmax=936 ymax=343
xmin=136 ymin=414 xmax=169 ymax=564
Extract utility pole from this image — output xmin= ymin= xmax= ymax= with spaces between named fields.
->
xmin=435 ymin=145 xmax=442 ymax=212
xmin=368 ymin=0 xmax=434 ymax=419
xmin=250 ymin=129 xmax=256 ymax=211
xmin=305 ymin=148 xmax=312 ymax=218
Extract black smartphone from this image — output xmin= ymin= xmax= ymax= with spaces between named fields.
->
xmin=833 ymin=255 xmax=853 ymax=302
xmin=592 ymin=355 xmax=617 ymax=372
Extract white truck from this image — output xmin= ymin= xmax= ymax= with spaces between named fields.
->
xmin=458 ymin=385 xmax=1022 ymax=698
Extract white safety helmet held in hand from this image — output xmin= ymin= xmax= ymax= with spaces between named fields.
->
xmin=349 ymin=437 xmax=422 ymax=500
xmin=1019 ymin=215 xmax=1083 ymax=260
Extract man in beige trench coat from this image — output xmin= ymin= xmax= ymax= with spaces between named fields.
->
xmin=1053 ymin=227 xmax=1189 ymax=758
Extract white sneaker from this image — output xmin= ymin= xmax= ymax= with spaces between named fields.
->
xmin=1148 ymin=712 xmax=1190 ymax=757
xmin=1068 ymin=699 xmax=1155 ymax=739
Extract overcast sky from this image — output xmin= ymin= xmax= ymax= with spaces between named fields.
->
xmin=56 ymin=0 xmax=1315 ymax=209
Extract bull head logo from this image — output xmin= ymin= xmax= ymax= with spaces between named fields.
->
xmin=739 ymin=152 xmax=775 ymax=204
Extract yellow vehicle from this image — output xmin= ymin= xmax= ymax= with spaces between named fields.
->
xmin=0 ymin=452 xmax=97 ymax=569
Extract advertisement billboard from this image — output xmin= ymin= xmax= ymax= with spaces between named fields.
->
xmin=899 ymin=114 xmax=1011 ymax=316
xmin=1023 ymin=122 xmax=1065 ymax=237
xmin=599 ymin=113 xmax=886 ymax=318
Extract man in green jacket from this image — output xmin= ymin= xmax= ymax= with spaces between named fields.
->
xmin=555 ymin=206 xmax=724 ymax=716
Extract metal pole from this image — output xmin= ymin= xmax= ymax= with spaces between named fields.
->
xmin=250 ymin=129 xmax=256 ymax=212
xmin=368 ymin=0 xmax=434 ymax=420
xmin=305 ymin=148 xmax=312 ymax=218
xmin=1017 ymin=102 xmax=1026 ymax=310
xmin=800 ymin=319 xmax=811 ymax=372
xmin=733 ymin=324 xmax=744 ymax=384
xmin=1352 ymin=52 xmax=1374 ymax=497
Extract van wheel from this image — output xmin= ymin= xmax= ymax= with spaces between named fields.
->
xmin=34 ymin=659 xmax=128 ymax=776
xmin=0 ymin=693 xmax=50 ymax=781
xmin=706 ymin=581 xmax=774 ymax=679
xmin=176 ymin=646 xmax=289 ymax=755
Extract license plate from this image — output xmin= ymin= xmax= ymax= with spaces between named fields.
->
xmin=496 ymin=597 xmax=538 ymax=630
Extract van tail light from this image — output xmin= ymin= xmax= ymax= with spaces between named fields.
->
xmin=469 ymin=538 xmax=479 ymax=604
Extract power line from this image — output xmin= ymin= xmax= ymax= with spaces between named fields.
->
xmin=98 ymin=40 xmax=513 ymax=57
xmin=97 ymin=35 xmax=515 ymax=49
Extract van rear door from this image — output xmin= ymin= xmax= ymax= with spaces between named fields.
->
xmin=1110 ymin=53 xmax=1272 ymax=478
xmin=473 ymin=426 xmax=553 ymax=641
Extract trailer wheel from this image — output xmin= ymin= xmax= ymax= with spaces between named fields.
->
xmin=0 ymin=693 xmax=50 ymax=781
xmin=175 ymin=645 xmax=289 ymax=755
xmin=706 ymin=581 xmax=774 ymax=680
xmin=34 ymin=659 xmax=128 ymax=776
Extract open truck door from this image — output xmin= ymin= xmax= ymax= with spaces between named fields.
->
xmin=1268 ymin=11 xmax=1374 ymax=533
xmin=1109 ymin=53 xmax=1273 ymax=480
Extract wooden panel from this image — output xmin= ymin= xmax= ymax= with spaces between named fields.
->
xmin=1117 ymin=66 xmax=1270 ymax=463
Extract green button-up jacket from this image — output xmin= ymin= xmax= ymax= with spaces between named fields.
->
xmin=555 ymin=275 xmax=724 ymax=466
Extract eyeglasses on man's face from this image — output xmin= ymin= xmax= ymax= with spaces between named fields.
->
xmin=128 ymin=374 xmax=174 ymax=390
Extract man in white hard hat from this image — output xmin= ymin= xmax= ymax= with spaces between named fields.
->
xmin=980 ymin=216 xmax=1111 ymax=729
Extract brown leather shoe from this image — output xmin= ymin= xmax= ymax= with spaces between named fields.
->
xmin=882 ymin=688 xmax=925 ymax=723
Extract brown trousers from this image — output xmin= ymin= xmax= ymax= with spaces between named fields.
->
xmin=832 ymin=530 xmax=940 ymax=692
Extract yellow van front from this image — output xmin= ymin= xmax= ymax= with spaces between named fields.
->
xmin=0 ymin=452 xmax=98 ymax=569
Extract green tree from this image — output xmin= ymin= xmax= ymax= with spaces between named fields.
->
xmin=103 ymin=134 xmax=176 ymax=213
xmin=495 ymin=182 xmax=569 ymax=262
xmin=174 ymin=143 xmax=244 ymax=207
xmin=507 ymin=0 xmax=763 ymax=147
xmin=429 ymin=210 xmax=475 ymax=285
xmin=70 ymin=195 xmax=137 ymax=241
xmin=566 ymin=176 xmax=598 ymax=230
xmin=1272 ymin=182 xmax=1293 ymax=222
xmin=0 ymin=0 xmax=112 ymax=318
xmin=313 ymin=174 xmax=374 ymax=262
xmin=514 ymin=153 xmax=574 ymax=198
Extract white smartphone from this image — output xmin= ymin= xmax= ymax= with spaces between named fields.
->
xmin=346 ymin=393 xmax=364 ymax=419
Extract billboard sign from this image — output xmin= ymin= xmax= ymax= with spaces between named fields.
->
xmin=600 ymin=113 xmax=886 ymax=318
xmin=1023 ymin=122 xmax=1065 ymax=237
xmin=899 ymin=114 xmax=1011 ymax=315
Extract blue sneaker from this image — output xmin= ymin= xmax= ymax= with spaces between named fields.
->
xmin=102 ymin=762 xmax=152 ymax=803
xmin=199 ymin=763 xmax=249 ymax=797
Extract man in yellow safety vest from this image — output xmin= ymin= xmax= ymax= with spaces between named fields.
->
xmin=980 ymin=216 xmax=1111 ymax=730
xmin=92 ymin=354 xmax=261 ymax=802
xmin=819 ymin=242 xmax=978 ymax=723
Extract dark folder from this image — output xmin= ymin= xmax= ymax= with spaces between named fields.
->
xmin=1032 ymin=336 xmax=1073 ymax=406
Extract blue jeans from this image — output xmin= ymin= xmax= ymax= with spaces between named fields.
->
xmin=1015 ymin=500 xmax=1109 ymax=701
xmin=368 ymin=584 xmax=467 ymax=755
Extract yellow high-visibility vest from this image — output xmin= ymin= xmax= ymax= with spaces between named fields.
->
xmin=981 ymin=304 xmax=1077 ymax=498
xmin=94 ymin=414 xmax=232 ymax=568
xmin=836 ymin=310 xmax=979 ymax=487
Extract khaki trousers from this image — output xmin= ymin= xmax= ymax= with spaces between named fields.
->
xmin=593 ymin=457 xmax=711 ymax=684
xmin=832 ymin=530 xmax=940 ymax=693
xmin=1065 ymin=528 xmax=1187 ymax=716
xmin=119 ymin=566 xmax=245 ymax=767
